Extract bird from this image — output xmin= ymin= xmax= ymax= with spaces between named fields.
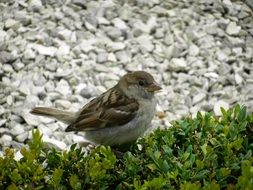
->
xmin=30 ymin=71 xmax=161 ymax=147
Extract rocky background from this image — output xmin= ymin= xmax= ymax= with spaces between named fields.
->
xmin=0 ymin=0 xmax=253 ymax=157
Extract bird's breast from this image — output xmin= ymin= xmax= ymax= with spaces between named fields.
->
xmin=84 ymin=98 xmax=157 ymax=146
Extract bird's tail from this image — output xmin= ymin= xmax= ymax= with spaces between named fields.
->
xmin=30 ymin=107 xmax=76 ymax=125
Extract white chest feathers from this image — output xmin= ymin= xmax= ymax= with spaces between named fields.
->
xmin=84 ymin=97 xmax=157 ymax=146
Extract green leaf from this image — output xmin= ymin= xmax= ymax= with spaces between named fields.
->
xmin=201 ymin=143 xmax=207 ymax=156
xmin=10 ymin=169 xmax=22 ymax=183
xmin=237 ymin=106 xmax=247 ymax=122
xmin=7 ymin=183 xmax=18 ymax=190
xmin=70 ymin=175 xmax=82 ymax=190
xmin=51 ymin=168 xmax=63 ymax=187
xmin=192 ymin=170 xmax=210 ymax=180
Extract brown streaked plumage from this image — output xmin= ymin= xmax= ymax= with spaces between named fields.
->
xmin=66 ymin=87 xmax=139 ymax=131
xmin=30 ymin=71 xmax=161 ymax=146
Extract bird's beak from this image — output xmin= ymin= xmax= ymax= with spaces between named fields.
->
xmin=146 ymin=82 xmax=162 ymax=92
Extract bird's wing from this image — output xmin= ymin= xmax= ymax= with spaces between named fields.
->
xmin=65 ymin=88 xmax=139 ymax=131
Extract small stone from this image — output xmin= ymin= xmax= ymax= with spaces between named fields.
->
xmin=136 ymin=35 xmax=154 ymax=52
xmin=115 ymin=50 xmax=131 ymax=63
xmin=216 ymin=51 xmax=228 ymax=61
xmin=19 ymin=82 xmax=31 ymax=95
xmin=14 ymin=11 xmax=31 ymax=25
xmin=72 ymin=0 xmax=87 ymax=7
xmin=58 ymin=29 xmax=72 ymax=41
xmin=6 ymin=95 xmax=13 ymax=105
xmin=112 ymin=18 xmax=128 ymax=30
xmin=42 ymin=136 xmax=67 ymax=150
xmin=97 ymin=17 xmax=110 ymax=25
xmin=47 ymin=122 xmax=60 ymax=131
xmin=0 ymin=134 xmax=12 ymax=147
xmin=0 ymin=30 xmax=8 ymax=42
xmin=80 ymin=86 xmax=96 ymax=99
xmin=107 ymin=53 xmax=117 ymax=62
xmin=164 ymin=34 xmax=174 ymax=45
xmin=189 ymin=44 xmax=200 ymax=56
xmin=106 ymin=27 xmax=122 ymax=40
xmin=38 ymin=115 xmax=55 ymax=125
xmin=154 ymin=28 xmax=164 ymax=39
xmin=55 ymin=79 xmax=71 ymax=96
xmin=28 ymin=0 xmax=43 ymax=11
xmin=85 ymin=14 xmax=98 ymax=28
xmin=107 ymin=42 xmax=126 ymax=51
xmin=192 ymin=93 xmax=206 ymax=105
xmin=235 ymin=73 xmax=243 ymax=84
xmin=25 ymin=95 xmax=40 ymax=105
xmin=14 ymin=151 xmax=23 ymax=160
xmin=168 ymin=58 xmax=187 ymax=72
xmin=226 ymin=22 xmax=241 ymax=35
xmin=0 ymin=120 xmax=7 ymax=127
xmin=245 ymin=0 xmax=253 ymax=10
xmin=164 ymin=45 xmax=178 ymax=60
xmin=3 ymin=64 xmax=14 ymax=73
xmin=22 ymin=110 xmax=40 ymax=126
xmin=11 ymin=123 xmax=25 ymax=136
xmin=38 ymin=124 xmax=53 ymax=136
xmin=133 ymin=16 xmax=157 ymax=34
xmin=48 ymin=92 xmax=61 ymax=101
xmin=55 ymin=99 xmax=72 ymax=109
xmin=56 ymin=44 xmax=70 ymax=56
xmin=33 ymin=73 xmax=47 ymax=86
xmin=11 ymin=141 xmax=25 ymax=150
xmin=24 ymin=48 xmax=36 ymax=59
xmin=72 ymin=134 xmax=86 ymax=143
xmin=31 ymin=44 xmax=57 ymax=57
xmin=201 ymin=102 xmax=213 ymax=112
xmin=0 ymin=105 xmax=4 ymax=115
xmin=213 ymin=101 xmax=229 ymax=116
xmin=104 ymin=80 xmax=117 ymax=89
xmin=55 ymin=68 xmax=73 ymax=78
xmin=11 ymin=115 xmax=23 ymax=123
xmin=96 ymin=52 xmax=108 ymax=63
xmin=204 ymin=72 xmax=219 ymax=79
xmin=232 ymin=47 xmax=242 ymax=54
xmin=0 ymin=51 xmax=16 ymax=63
xmin=205 ymin=22 xmax=218 ymax=35
xmin=190 ymin=106 xmax=200 ymax=116
xmin=13 ymin=62 xmax=25 ymax=70
xmin=5 ymin=19 xmax=19 ymax=29
xmin=79 ymin=39 xmax=97 ymax=53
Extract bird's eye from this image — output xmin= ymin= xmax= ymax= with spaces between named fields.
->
xmin=138 ymin=80 xmax=145 ymax=86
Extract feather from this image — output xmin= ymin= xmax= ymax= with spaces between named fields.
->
xmin=65 ymin=87 xmax=139 ymax=131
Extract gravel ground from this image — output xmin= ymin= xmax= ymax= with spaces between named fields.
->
xmin=0 ymin=0 xmax=253 ymax=157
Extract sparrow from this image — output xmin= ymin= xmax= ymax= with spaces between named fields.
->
xmin=30 ymin=71 xmax=161 ymax=147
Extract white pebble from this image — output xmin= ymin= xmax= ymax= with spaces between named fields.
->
xmin=55 ymin=99 xmax=72 ymax=109
xmin=31 ymin=44 xmax=57 ymax=57
xmin=213 ymin=101 xmax=229 ymax=116
xmin=226 ymin=22 xmax=241 ymax=35
xmin=192 ymin=93 xmax=206 ymax=105
xmin=235 ymin=73 xmax=243 ymax=84
xmin=11 ymin=123 xmax=25 ymax=136
xmin=42 ymin=136 xmax=67 ymax=150
xmin=22 ymin=109 xmax=40 ymax=126
xmin=14 ymin=151 xmax=23 ymax=161
xmin=189 ymin=44 xmax=200 ymax=56
xmin=168 ymin=58 xmax=187 ymax=72
xmin=0 ymin=134 xmax=12 ymax=147
xmin=16 ymin=132 xmax=29 ymax=143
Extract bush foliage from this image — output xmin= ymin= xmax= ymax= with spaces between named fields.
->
xmin=1 ymin=105 xmax=253 ymax=189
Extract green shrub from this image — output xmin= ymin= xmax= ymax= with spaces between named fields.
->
xmin=0 ymin=105 xmax=253 ymax=189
